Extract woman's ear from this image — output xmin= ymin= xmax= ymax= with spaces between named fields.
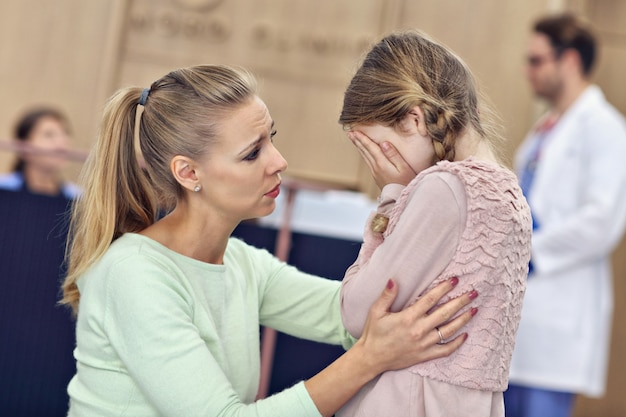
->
xmin=406 ymin=106 xmax=429 ymax=138
xmin=171 ymin=155 xmax=199 ymax=192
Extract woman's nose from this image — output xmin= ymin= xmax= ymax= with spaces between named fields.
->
xmin=270 ymin=144 xmax=288 ymax=174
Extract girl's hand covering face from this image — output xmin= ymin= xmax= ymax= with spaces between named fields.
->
xmin=348 ymin=130 xmax=417 ymax=189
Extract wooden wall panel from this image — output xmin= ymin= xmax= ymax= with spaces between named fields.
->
xmin=0 ymin=0 xmax=554 ymax=189
xmin=566 ymin=2 xmax=626 ymax=416
xmin=114 ymin=0 xmax=392 ymax=187
xmin=0 ymin=0 xmax=126 ymax=179
xmin=571 ymin=2 xmax=626 ymax=415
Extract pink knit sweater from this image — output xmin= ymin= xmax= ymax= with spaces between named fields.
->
xmin=339 ymin=159 xmax=532 ymax=417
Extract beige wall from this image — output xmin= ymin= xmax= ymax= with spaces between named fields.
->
xmin=0 ymin=0 xmax=545 ymax=188
xmin=1 ymin=0 xmax=625 ymax=415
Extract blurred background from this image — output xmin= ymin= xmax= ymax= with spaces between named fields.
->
xmin=0 ymin=0 xmax=625 ymax=416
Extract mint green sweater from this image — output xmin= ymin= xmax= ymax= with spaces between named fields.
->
xmin=67 ymin=233 xmax=353 ymax=417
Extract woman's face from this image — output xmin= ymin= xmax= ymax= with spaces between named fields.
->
xmin=196 ymin=95 xmax=288 ymax=223
xmin=23 ymin=116 xmax=71 ymax=172
xmin=353 ymin=121 xmax=435 ymax=174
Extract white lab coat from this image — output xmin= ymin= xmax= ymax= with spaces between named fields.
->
xmin=509 ymin=85 xmax=626 ymax=397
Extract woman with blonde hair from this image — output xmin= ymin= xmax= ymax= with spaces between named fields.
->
xmin=61 ymin=64 xmax=478 ymax=417
xmin=338 ymin=31 xmax=532 ymax=416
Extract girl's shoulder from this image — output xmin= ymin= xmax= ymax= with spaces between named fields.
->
xmin=422 ymin=158 xmax=518 ymax=187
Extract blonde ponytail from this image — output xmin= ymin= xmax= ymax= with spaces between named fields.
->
xmin=61 ymin=88 xmax=157 ymax=315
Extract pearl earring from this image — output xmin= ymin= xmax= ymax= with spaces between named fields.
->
xmin=193 ymin=185 xmax=201 ymax=192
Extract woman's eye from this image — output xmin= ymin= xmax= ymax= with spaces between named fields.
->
xmin=270 ymin=130 xmax=277 ymax=141
xmin=244 ymin=148 xmax=260 ymax=161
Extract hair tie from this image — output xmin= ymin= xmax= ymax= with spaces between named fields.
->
xmin=138 ymin=88 xmax=150 ymax=106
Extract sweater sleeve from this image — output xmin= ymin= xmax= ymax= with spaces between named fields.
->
xmin=340 ymin=172 xmax=465 ymax=338
xmin=248 ymin=243 xmax=356 ymax=350
xmin=102 ymin=257 xmax=322 ymax=417
xmin=356 ymin=183 xmax=405 ymax=260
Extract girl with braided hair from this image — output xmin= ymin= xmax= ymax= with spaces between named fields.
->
xmin=338 ymin=30 xmax=533 ymax=417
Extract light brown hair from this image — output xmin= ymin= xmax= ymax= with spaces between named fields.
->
xmin=340 ymin=30 xmax=503 ymax=163
xmin=61 ymin=65 xmax=257 ymax=314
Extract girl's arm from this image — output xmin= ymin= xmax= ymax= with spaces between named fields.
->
xmin=341 ymin=174 xmax=464 ymax=336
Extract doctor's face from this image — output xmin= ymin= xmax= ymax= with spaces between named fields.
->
xmin=525 ymin=33 xmax=565 ymax=103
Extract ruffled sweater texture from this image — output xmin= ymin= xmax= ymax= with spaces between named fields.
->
xmin=391 ymin=160 xmax=531 ymax=390
xmin=339 ymin=159 xmax=532 ymax=416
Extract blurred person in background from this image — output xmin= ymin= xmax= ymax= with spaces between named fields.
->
xmin=505 ymin=12 xmax=626 ymax=417
xmin=0 ymin=106 xmax=80 ymax=416
xmin=0 ymin=106 xmax=80 ymax=198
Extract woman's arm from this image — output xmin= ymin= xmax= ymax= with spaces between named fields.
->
xmin=99 ymin=250 xmax=472 ymax=417
xmin=306 ymin=277 xmax=474 ymax=417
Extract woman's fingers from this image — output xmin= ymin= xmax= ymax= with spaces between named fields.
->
xmin=367 ymin=279 xmax=398 ymax=320
xmin=406 ymin=277 xmax=460 ymax=318
xmin=424 ymin=333 xmax=469 ymax=361
xmin=405 ymin=296 xmax=476 ymax=364
xmin=403 ymin=277 xmax=478 ymax=351
xmin=435 ymin=306 xmax=476 ymax=342
xmin=423 ymin=288 xmax=478 ymax=330
xmin=357 ymin=277 xmax=477 ymax=372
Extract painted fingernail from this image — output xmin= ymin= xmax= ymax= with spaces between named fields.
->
xmin=463 ymin=333 xmax=468 ymax=342
xmin=387 ymin=279 xmax=394 ymax=289
xmin=470 ymin=307 xmax=478 ymax=316
xmin=449 ymin=277 xmax=459 ymax=287
xmin=381 ymin=141 xmax=391 ymax=151
xmin=468 ymin=290 xmax=478 ymax=300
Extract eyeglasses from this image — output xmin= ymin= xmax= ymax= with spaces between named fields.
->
xmin=526 ymin=54 xmax=557 ymax=67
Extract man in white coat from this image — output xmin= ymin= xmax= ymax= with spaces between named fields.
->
xmin=504 ymin=13 xmax=626 ymax=417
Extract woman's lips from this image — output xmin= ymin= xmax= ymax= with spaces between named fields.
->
xmin=265 ymin=184 xmax=280 ymax=198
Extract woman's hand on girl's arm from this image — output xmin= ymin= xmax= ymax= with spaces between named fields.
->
xmin=348 ymin=130 xmax=416 ymax=188
xmin=304 ymin=277 xmax=475 ymax=417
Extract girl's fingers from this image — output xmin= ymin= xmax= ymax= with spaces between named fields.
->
xmin=350 ymin=131 xmax=386 ymax=166
xmin=348 ymin=132 xmax=376 ymax=169
xmin=380 ymin=141 xmax=417 ymax=184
